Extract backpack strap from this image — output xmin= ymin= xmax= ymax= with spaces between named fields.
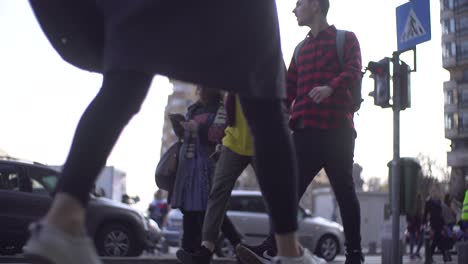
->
xmin=293 ymin=38 xmax=307 ymax=64
xmin=294 ymin=30 xmax=346 ymax=66
xmin=336 ymin=29 xmax=346 ymax=67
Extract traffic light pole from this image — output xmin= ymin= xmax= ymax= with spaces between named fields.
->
xmin=368 ymin=47 xmax=415 ymax=263
xmin=391 ymin=51 xmax=402 ymax=264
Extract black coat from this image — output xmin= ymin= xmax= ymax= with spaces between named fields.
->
xmin=423 ymin=199 xmax=444 ymax=230
xmin=29 ymin=0 xmax=285 ymax=99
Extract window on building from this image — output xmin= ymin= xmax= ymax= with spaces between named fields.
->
xmin=456 ymin=0 xmax=468 ymax=10
xmin=446 ymin=89 xmax=455 ymax=105
xmin=445 ymin=113 xmax=457 ymax=130
xmin=461 ymin=89 xmax=468 ymax=106
xmin=460 ymin=40 xmax=468 ymax=60
xmin=461 ymin=112 xmax=468 ymax=131
xmin=443 ymin=42 xmax=457 ymax=59
xmin=442 ymin=18 xmax=455 ymax=34
xmin=458 ymin=16 xmax=468 ymax=35
xmin=442 ymin=0 xmax=455 ymax=10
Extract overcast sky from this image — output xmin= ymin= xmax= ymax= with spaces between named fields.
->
xmin=0 ymin=0 xmax=450 ymax=209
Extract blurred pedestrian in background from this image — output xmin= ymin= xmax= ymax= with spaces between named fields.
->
xmin=148 ymin=190 xmax=169 ymax=228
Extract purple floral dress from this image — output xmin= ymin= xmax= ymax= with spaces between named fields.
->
xmin=170 ymin=101 xmax=226 ymax=211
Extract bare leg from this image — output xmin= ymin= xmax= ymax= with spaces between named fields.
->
xmin=275 ymin=233 xmax=301 ymax=257
xmin=45 ymin=193 xmax=86 ymax=236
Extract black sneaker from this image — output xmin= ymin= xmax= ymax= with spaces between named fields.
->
xmin=236 ymin=243 xmax=276 ymax=264
xmin=176 ymin=246 xmax=213 ymax=264
xmin=344 ymin=250 xmax=364 ymax=264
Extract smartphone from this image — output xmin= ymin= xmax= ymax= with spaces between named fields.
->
xmin=169 ymin=113 xmax=185 ymax=138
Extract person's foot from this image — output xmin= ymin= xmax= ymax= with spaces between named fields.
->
xmin=236 ymin=242 xmax=276 ymax=264
xmin=176 ymin=246 xmax=213 ymax=264
xmin=410 ymin=254 xmax=415 ymax=260
xmin=344 ymin=250 xmax=364 ymax=264
xmin=271 ymin=248 xmax=326 ymax=264
xmin=414 ymin=252 xmax=422 ymax=259
xmin=22 ymin=221 xmax=102 ymax=264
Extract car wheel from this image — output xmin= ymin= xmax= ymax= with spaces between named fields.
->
xmin=95 ymin=223 xmax=143 ymax=257
xmin=315 ymin=234 xmax=339 ymax=261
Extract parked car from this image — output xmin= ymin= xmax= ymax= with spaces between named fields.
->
xmin=0 ymin=157 xmax=161 ymax=257
xmin=162 ymin=190 xmax=345 ymax=261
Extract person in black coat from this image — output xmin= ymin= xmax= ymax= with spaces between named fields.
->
xmin=407 ymin=193 xmax=423 ymax=259
xmin=423 ymin=186 xmax=450 ymax=262
xmin=22 ymin=1 xmax=315 ymax=264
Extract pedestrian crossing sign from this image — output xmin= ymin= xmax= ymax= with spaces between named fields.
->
xmin=396 ymin=0 xmax=431 ymax=52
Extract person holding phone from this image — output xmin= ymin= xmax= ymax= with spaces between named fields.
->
xmin=169 ymin=87 xmax=241 ymax=255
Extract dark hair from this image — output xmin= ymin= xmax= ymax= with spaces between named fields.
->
xmin=318 ymin=0 xmax=329 ymax=16
xmin=197 ymin=86 xmax=222 ymax=106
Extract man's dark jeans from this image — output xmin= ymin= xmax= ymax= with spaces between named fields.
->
xmin=293 ymin=128 xmax=361 ymax=251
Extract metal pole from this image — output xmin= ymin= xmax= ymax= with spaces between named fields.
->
xmin=391 ymin=51 xmax=402 ymax=264
xmin=424 ymin=224 xmax=432 ymax=264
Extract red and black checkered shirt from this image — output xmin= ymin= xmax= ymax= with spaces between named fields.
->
xmin=286 ymin=25 xmax=362 ymax=130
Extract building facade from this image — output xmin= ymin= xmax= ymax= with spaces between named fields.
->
xmin=441 ymin=0 xmax=468 ymax=201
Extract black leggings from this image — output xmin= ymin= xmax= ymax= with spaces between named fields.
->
xmin=182 ymin=210 xmax=241 ymax=253
xmin=55 ymin=71 xmax=298 ymax=235
xmin=55 ymin=71 xmax=153 ymax=204
xmin=181 ymin=211 xmax=204 ymax=253
xmin=239 ymin=97 xmax=298 ymax=234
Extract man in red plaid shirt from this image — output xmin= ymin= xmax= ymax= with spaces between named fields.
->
xmin=237 ymin=1 xmax=364 ymax=264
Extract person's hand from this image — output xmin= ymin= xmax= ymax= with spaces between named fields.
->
xmin=308 ymin=85 xmax=333 ymax=103
xmin=180 ymin=120 xmax=198 ymax=131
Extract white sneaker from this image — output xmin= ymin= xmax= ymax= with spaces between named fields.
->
xmin=22 ymin=221 xmax=103 ymax=264
xmin=272 ymin=249 xmax=327 ymax=264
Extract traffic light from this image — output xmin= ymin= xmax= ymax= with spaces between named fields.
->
xmin=368 ymin=58 xmax=391 ymax=108
xmin=400 ymin=61 xmax=411 ymax=110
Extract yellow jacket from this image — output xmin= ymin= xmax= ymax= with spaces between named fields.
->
xmin=222 ymin=96 xmax=254 ymax=156
xmin=462 ymin=190 xmax=468 ymax=221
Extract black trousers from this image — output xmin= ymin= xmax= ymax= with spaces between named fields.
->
xmin=429 ymin=227 xmax=447 ymax=257
xmin=293 ymin=128 xmax=361 ymax=251
xmin=264 ymin=128 xmax=362 ymax=252
xmin=181 ymin=210 xmax=242 ymax=253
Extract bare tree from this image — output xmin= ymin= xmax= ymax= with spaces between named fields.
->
xmin=352 ymin=163 xmax=364 ymax=191
xmin=416 ymin=153 xmax=450 ymax=182
xmin=366 ymin=177 xmax=383 ymax=192
xmin=416 ymin=153 xmax=447 ymax=200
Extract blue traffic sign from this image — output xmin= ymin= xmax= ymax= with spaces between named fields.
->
xmin=396 ymin=0 xmax=431 ymax=52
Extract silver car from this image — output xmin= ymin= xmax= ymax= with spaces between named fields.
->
xmin=163 ymin=190 xmax=344 ymax=261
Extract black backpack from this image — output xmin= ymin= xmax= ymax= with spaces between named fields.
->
xmin=293 ymin=30 xmax=364 ymax=112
